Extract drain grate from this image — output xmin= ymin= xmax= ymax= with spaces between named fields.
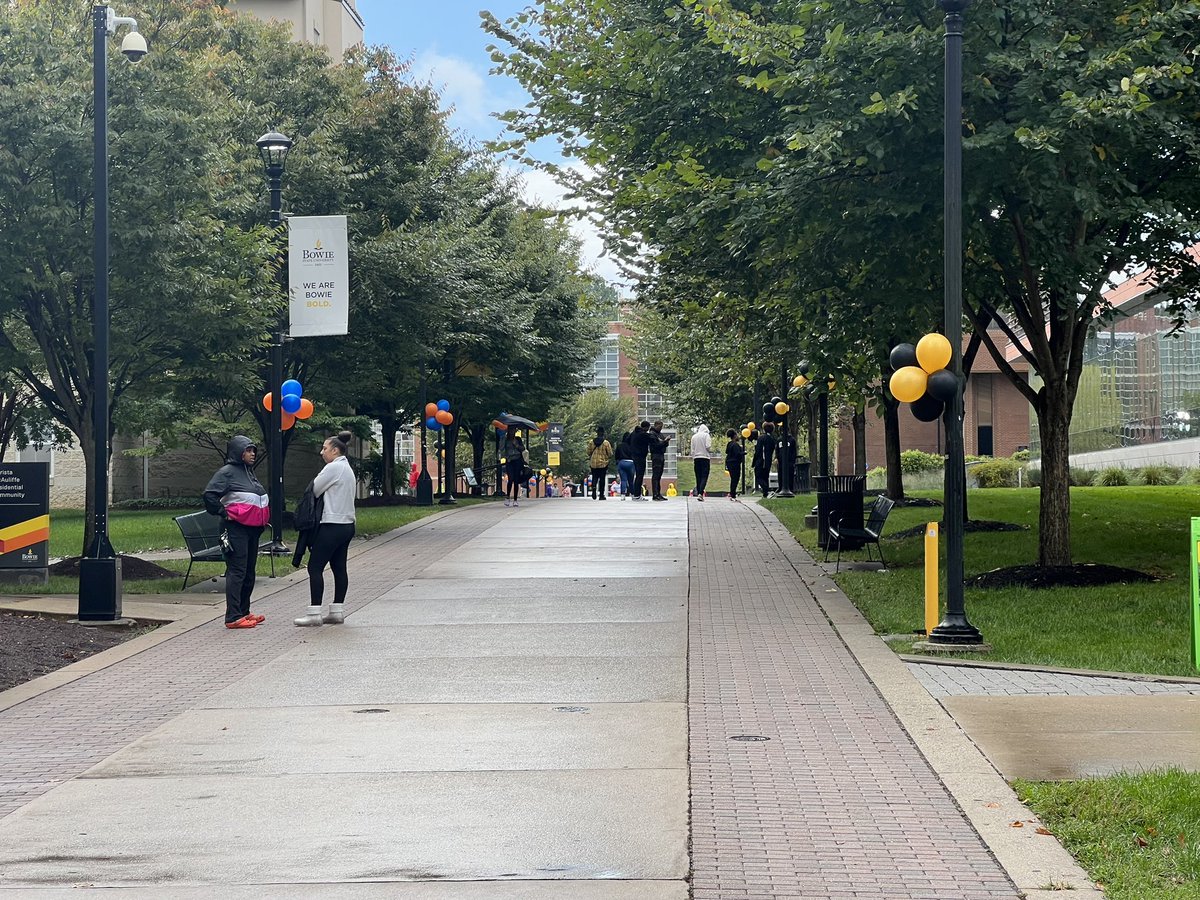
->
xmin=352 ymin=708 xmax=390 ymax=714
xmin=729 ymin=734 xmax=770 ymax=742
xmin=553 ymin=706 xmax=590 ymax=713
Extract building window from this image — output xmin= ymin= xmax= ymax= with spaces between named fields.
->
xmin=587 ymin=336 xmax=620 ymax=397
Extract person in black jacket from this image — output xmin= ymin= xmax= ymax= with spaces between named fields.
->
xmin=614 ymin=432 xmax=636 ymax=499
xmin=649 ymin=420 xmax=671 ymax=500
xmin=725 ymin=429 xmax=745 ymax=501
xmin=629 ymin=421 xmax=652 ymax=500
xmin=203 ymin=435 xmax=270 ymax=629
xmin=753 ymin=422 xmax=778 ymax=498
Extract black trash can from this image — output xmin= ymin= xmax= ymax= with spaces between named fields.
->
xmin=814 ymin=474 xmax=865 ymax=550
xmin=795 ymin=459 xmax=812 ymax=494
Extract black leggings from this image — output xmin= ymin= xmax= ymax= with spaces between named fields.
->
xmin=728 ymin=463 xmax=742 ymax=498
xmin=590 ymin=468 xmax=607 ymax=498
xmin=694 ymin=458 xmax=711 ymax=495
xmin=506 ymin=466 xmax=523 ymax=499
xmin=308 ymin=523 xmax=355 ymax=605
xmin=223 ymin=522 xmax=263 ymax=623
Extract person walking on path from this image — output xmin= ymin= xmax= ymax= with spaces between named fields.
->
xmin=724 ymin=429 xmax=745 ymax=501
xmin=587 ymin=427 xmax=613 ymax=500
xmin=294 ymin=431 xmax=358 ymax=627
xmin=204 ymin=435 xmax=270 ymax=630
xmin=629 ymin=422 xmax=652 ymax=500
xmin=753 ymin=421 xmax=778 ymax=499
xmin=690 ymin=424 xmax=713 ymax=501
xmin=615 ymin=431 xmax=636 ymax=499
xmin=649 ymin=421 xmax=671 ymax=501
xmin=504 ymin=435 xmax=527 ymax=507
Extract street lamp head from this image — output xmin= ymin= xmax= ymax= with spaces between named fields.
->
xmin=256 ymin=130 xmax=293 ymax=173
xmin=119 ymin=30 xmax=147 ymax=62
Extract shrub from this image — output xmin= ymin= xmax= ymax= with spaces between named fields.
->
xmin=971 ymin=458 xmax=1021 ymax=488
xmin=900 ymin=449 xmax=945 ymax=474
xmin=1179 ymin=468 xmax=1200 ymax=485
xmin=1025 ymin=467 xmax=1042 ymax=487
xmin=1011 ymin=449 xmax=1031 ymax=462
xmin=1094 ymin=467 xmax=1130 ymax=486
xmin=1136 ymin=465 xmax=1177 ymax=486
xmin=1069 ymin=467 xmax=1096 ymax=487
xmin=111 ymin=496 xmax=204 ymax=511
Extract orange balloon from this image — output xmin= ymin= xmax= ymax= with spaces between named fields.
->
xmin=262 ymin=392 xmax=273 ymax=412
xmin=296 ymin=398 xmax=314 ymax=420
xmin=425 ymin=402 xmax=438 ymax=418
xmin=281 ymin=411 xmax=296 ymax=430
xmin=435 ymin=410 xmax=453 ymax=426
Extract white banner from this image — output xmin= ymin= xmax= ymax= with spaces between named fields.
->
xmin=288 ymin=215 xmax=349 ymax=337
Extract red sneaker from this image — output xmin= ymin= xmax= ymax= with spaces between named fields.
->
xmin=248 ymin=614 xmax=265 ymax=624
xmin=225 ymin=615 xmax=258 ymax=629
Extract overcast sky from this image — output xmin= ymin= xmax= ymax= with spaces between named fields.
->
xmin=356 ymin=1 xmax=620 ymax=286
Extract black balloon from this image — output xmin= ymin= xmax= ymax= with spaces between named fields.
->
xmin=911 ymin=393 xmax=945 ymax=422
xmin=762 ymin=402 xmax=775 ymax=419
xmin=770 ymin=395 xmax=783 ymax=405
xmin=750 ymin=429 xmax=760 ymax=441
xmin=798 ymin=359 xmax=810 ymax=375
xmin=889 ymin=343 xmax=918 ymax=371
xmin=927 ymin=369 xmax=959 ymax=402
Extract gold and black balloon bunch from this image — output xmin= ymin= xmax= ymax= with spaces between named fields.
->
xmin=888 ymin=333 xmax=958 ymax=422
xmin=791 ymin=361 xmax=836 ymax=394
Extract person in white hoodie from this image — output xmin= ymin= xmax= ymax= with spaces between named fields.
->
xmin=690 ymin=424 xmax=714 ymax=501
xmin=294 ymin=431 xmax=358 ymax=626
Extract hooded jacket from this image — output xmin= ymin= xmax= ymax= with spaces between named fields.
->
xmin=690 ymin=425 xmax=712 ymax=457
xmin=203 ymin=435 xmax=270 ymax=528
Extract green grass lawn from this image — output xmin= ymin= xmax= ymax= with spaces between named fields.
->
xmin=763 ymin=486 xmax=1200 ymax=676
xmin=16 ymin=500 xmax=477 ymax=596
xmin=1016 ymin=771 xmax=1200 ymax=899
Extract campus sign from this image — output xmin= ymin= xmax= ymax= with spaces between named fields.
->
xmin=288 ymin=215 xmax=349 ymax=337
xmin=0 ymin=463 xmax=50 ymax=569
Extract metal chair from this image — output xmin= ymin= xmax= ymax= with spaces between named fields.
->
xmin=825 ymin=495 xmax=895 ymax=573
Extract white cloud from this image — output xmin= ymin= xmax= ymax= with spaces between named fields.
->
xmin=411 ymin=51 xmax=510 ymax=139
xmin=508 ymin=163 xmax=632 ymax=289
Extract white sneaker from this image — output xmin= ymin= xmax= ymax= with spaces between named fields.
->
xmin=293 ymin=607 xmax=323 ymax=627
xmin=504 ymin=499 xmax=511 ymax=507
xmin=322 ymin=604 xmax=345 ymax=625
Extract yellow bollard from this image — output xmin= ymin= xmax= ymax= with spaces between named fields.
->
xmin=924 ymin=522 xmax=939 ymax=636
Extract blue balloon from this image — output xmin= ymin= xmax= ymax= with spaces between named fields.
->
xmin=429 ymin=420 xmax=442 ymax=432
xmin=436 ymin=399 xmax=450 ymax=412
xmin=426 ymin=416 xmax=439 ymax=429
xmin=281 ymin=393 xmax=302 ymax=414
xmin=281 ymin=379 xmax=302 ymax=397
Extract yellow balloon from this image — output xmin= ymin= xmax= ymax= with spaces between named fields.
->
xmin=889 ymin=366 xmax=928 ymax=403
xmin=741 ymin=428 xmax=752 ymax=438
xmin=500 ymin=457 xmax=506 ymax=464
xmin=792 ymin=375 xmax=807 ymax=388
xmin=916 ymin=332 xmax=953 ymax=374
xmin=827 ymin=380 xmax=836 ymax=391
xmin=775 ymin=401 xmax=790 ymax=415
xmin=747 ymin=421 xmax=756 ymax=431
xmin=540 ymin=468 xmax=547 ymax=475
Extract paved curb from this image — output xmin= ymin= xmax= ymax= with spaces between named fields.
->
xmin=747 ymin=503 xmax=1104 ymax=900
xmin=900 ymin=654 xmax=1200 ymax=685
xmin=0 ymin=506 xmax=469 ymax=716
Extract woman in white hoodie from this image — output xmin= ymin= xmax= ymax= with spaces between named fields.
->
xmin=294 ymin=431 xmax=358 ymax=626
xmin=690 ymin=424 xmax=714 ymax=501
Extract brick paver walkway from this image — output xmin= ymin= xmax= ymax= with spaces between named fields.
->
xmin=688 ymin=501 xmax=1019 ymax=899
xmin=910 ymin=662 xmax=1200 ymax=698
xmin=0 ymin=508 xmax=498 ymax=819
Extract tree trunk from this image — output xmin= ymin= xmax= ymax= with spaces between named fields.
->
xmin=444 ymin=421 xmax=459 ymax=497
xmin=852 ymin=404 xmax=867 ymax=475
xmin=379 ymin=415 xmax=397 ymax=497
xmin=882 ymin=393 xmax=905 ymax=500
xmin=1036 ymin=393 xmax=1072 ymax=566
xmin=806 ymin=395 xmax=819 ymax=469
xmin=470 ymin=424 xmax=486 ymax=496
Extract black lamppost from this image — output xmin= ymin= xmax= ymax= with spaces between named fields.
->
xmin=256 ymin=130 xmax=292 ymax=554
xmin=78 ymin=5 xmax=147 ymax=623
xmin=774 ymin=365 xmax=795 ymax=498
xmin=929 ymin=0 xmax=984 ymax=646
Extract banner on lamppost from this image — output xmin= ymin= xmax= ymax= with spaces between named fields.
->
xmin=288 ymin=215 xmax=349 ymax=337
xmin=547 ymin=422 xmax=564 ymax=454
xmin=0 ymin=463 xmax=50 ymax=570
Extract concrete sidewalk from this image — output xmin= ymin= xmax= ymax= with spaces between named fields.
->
xmin=0 ymin=496 xmax=1108 ymax=897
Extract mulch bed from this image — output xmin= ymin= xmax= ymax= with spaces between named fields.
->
xmin=967 ymin=563 xmax=1157 ymax=590
xmin=890 ymin=519 xmax=1028 ymax=540
xmin=0 ymin=611 xmax=150 ymax=692
xmin=48 ymin=555 xmax=179 ymax=580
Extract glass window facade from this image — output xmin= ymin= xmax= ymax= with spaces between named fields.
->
xmin=586 ymin=336 xmax=621 ymax=397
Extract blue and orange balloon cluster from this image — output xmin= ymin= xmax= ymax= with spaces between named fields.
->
xmin=262 ymin=379 xmax=314 ymax=430
xmin=425 ymin=399 xmax=453 ymax=432
xmin=888 ymin=334 xmax=958 ymax=422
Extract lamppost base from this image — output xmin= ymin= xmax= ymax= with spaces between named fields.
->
xmin=78 ymin=556 xmax=123 ymax=622
xmin=772 ymin=489 xmax=795 ymax=499
xmin=73 ymin=617 xmax=137 ymax=628
xmin=913 ymin=639 xmax=993 ymax=655
xmin=438 ymin=495 xmax=457 ymax=505
xmin=925 ymin=618 xmax=986 ymax=647
xmin=416 ymin=474 xmax=433 ymax=506
xmin=261 ymin=540 xmax=291 ymax=556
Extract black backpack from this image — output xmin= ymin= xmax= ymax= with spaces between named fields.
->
xmin=293 ymin=482 xmax=324 ymax=532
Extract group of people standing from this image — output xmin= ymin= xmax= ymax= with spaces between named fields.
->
xmin=585 ymin=421 xmax=672 ymax=500
xmin=690 ymin=421 xmax=781 ymax=502
xmin=204 ymin=431 xmax=358 ymax=631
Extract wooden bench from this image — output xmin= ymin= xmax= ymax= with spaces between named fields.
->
xmin=825 ymin=495 xmax=895 ymax=573
xmin=173 ymin=511 xmax=225 ymax=589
